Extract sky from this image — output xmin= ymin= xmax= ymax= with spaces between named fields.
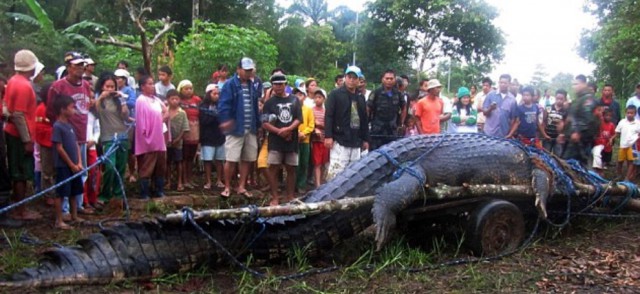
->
xmin=278 ymin=0 xmax=597 ymax=83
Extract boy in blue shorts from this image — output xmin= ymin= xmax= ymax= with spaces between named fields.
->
xmin=52 ymin=95 xmax=84 ymax=230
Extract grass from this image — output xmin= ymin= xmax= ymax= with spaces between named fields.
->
xmin=0 ymin=230 xmax=38 ymax=274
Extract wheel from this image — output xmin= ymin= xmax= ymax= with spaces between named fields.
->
xmin=465 ymin=199 xmax=525 ymax=256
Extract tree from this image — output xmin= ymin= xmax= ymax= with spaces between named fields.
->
xmin=6 ymin=0 xmax=106 ymax=49
xmin=288 ymin=0 xmax=329 ymax=25
xmin=530 ymin=64 xmax=550 ymax=90
xmin=2 ymin=0 xmax=106 ymax=70
xmin=94 ymin=0 xmax=178 ymax=75
xmin=173 ymin=22 xmax=278 ymax=92
xmin=550 ymin=72 xmax=574 ymax=94
xmin=580 ymin=0 xmax=640 ymax=96
xmin=368 ymin=0 xmax=505 ymax=77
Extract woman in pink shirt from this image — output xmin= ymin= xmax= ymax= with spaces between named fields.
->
xmin=135 ymin=76 xmax=168 ymax=199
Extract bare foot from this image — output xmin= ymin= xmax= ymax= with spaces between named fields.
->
xmin=269 ymin=199 xmax=280 ymax=206
xmin=72 ymin=216 xmax=86 ymax=223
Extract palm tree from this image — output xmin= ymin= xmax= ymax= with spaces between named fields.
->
xmin=288 ymin=0 xmax=329 ymax=25
xmin=6 ymin=0 xmax=106 ymax=50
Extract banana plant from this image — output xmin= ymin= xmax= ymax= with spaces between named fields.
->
xmin=5 ymin=0 xmax=106 ymax=50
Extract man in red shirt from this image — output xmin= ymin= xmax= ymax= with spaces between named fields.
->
xmin=4 ymin=49 xmax=40 ymax=221
xmin=414 ymin=79 xmax=445 ymax=134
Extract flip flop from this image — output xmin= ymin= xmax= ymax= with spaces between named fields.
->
xmin=54 ymin=223 xmax=73 ymax=230
xmin=220 ymin=189 xmax=231 ymax=198
xmin=203 ymin=184 xmax=212 ymax=190
xmin=237 ymin=190 xmax=253 ymax=198
xmin=216 ymin=182 xmax=225 ymax=189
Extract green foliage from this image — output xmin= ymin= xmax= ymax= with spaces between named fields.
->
xmin=435 ymin=59 xmax=493 ymax=92
xmin=288 ymin=0 xmax=329 ymax=25
xmin=90 ymin=35 xmax=145 ymax=74
xmin=580 ymin=0 xmax=640 ymax=96
xmin=174 ymin=22 xmax=278 ymax=93
xmin=368 ymin=0 xmax=504 ymax=75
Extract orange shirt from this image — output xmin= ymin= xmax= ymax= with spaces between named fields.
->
xmin=414 ymin=96 xmax=443 ymax=134
xmin=4 ymin=74 xmax=36 ymax=140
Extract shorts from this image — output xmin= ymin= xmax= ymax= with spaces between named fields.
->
xmin=183 ymin=143 xmax=198 ymax=163
xmin=55 ymin=167 xmax=84 ymax=198
xmin=225 ymin=132 xmax=258 ymax=162
xmin=201 ymin=145 xmax=225 ymax=161
xmin=312 ymin=141 xmax=329 ymax=165
xmin=267 ymin=150 xmax=298 ymax=166
xmin=592 ymin=145 xmax=604 ymax=169
xmin=257 ymin=138 xmax=269 ymax=169
xmin=167 ymin=147 xmax=183 ymax=162
xmin=6 ymin=133 xmax=34 ymax=181
xmin=327 ymin=142 xmax=361 ymax=181
xmin=618 ymin=147 xmax=635 ymax=162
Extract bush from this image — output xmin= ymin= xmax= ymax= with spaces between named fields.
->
xmin=174 ymin=22 xmax=278 ymax=95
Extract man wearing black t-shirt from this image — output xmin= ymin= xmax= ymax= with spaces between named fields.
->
xmin=262 ymin=73 xmax=302 ymax=206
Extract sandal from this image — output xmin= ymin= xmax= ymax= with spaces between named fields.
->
xmin=55 ymin=223 xmax=73 ymax=230
xmin=220 ymin=189 xmax=231 ymax=198
xmin=78 ymin=208 xmax=95 ymax=215
xmin=237 ymin=189 xmax=253 ymax=198
xmin=216 ymin=182 xmax=225 ymax=189
xmin=203 ymin=184 xmax=212 ymax=190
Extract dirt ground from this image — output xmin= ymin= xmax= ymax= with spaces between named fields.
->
xmin=2 ymin=177 xmax=640 ymax=293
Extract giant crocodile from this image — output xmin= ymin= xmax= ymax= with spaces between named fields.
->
xmin=0 ymin=133 xmax=619 ymax=288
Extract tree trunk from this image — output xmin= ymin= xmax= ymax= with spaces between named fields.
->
xmin=140 ymin=32 xmax=152 ymax=77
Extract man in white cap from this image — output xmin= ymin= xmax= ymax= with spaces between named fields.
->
xmin=46 ymin=51 xmax=95 ymax=215
xmin=415 ymin=79 xmax=448 ymax=134
xmin=218 ymin=57 xmax=261 ymax=198
xmin=324 ymin=65 xmax=370 ymax=180
xmin=82 ymin=57 xmax=98 ymax=88
xmin=4 ymin=49 xmax=41 ymax=222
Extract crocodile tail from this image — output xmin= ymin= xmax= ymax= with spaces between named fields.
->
xmin=0 ymin=221 xmax=214 ymax=288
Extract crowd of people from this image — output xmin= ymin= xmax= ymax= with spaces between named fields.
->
xmin=1 ymin=49 xmax=639 ymax=229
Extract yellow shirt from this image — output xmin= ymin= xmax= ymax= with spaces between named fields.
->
xmin=298 ymin=105 xmax=315 ymax=144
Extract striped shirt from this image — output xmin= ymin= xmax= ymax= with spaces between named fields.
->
xmin=242 ymin=84 xmax=252 ymax=131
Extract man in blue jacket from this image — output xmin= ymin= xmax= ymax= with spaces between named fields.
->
xmin=218 ymin=57 xmax=261 ymax=198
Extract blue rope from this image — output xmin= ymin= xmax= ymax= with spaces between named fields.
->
xmin=373 ymin=134 xmax=448 ymax=184
xmin=0 ymin=127 xmax=132 ymax=217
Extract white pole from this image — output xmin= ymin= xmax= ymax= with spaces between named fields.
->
xmin=353 ymin=11 xmax=359 ymax=66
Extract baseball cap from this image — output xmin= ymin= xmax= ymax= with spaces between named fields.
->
xmin=114 ymin=69 xmax=130 ymax=79
xmin=14 ymin=49 xmax=38 ymax=72
xmin=64 ymin=51 xmax=85 ymax=65
xmin=205 ymin=83 xmax=219 ymax=93
xmin=294 ymin=78 xmax=306 ymax=93
xmin=270 ymin=73 xmax=287 ymax=84
xmin=239 ymin=57 xmax=255 ymax=70
xmin=314 ymin=88 xmax=327 ymax=98
xmin=345 ymin=65 xmax=363 ymax=78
